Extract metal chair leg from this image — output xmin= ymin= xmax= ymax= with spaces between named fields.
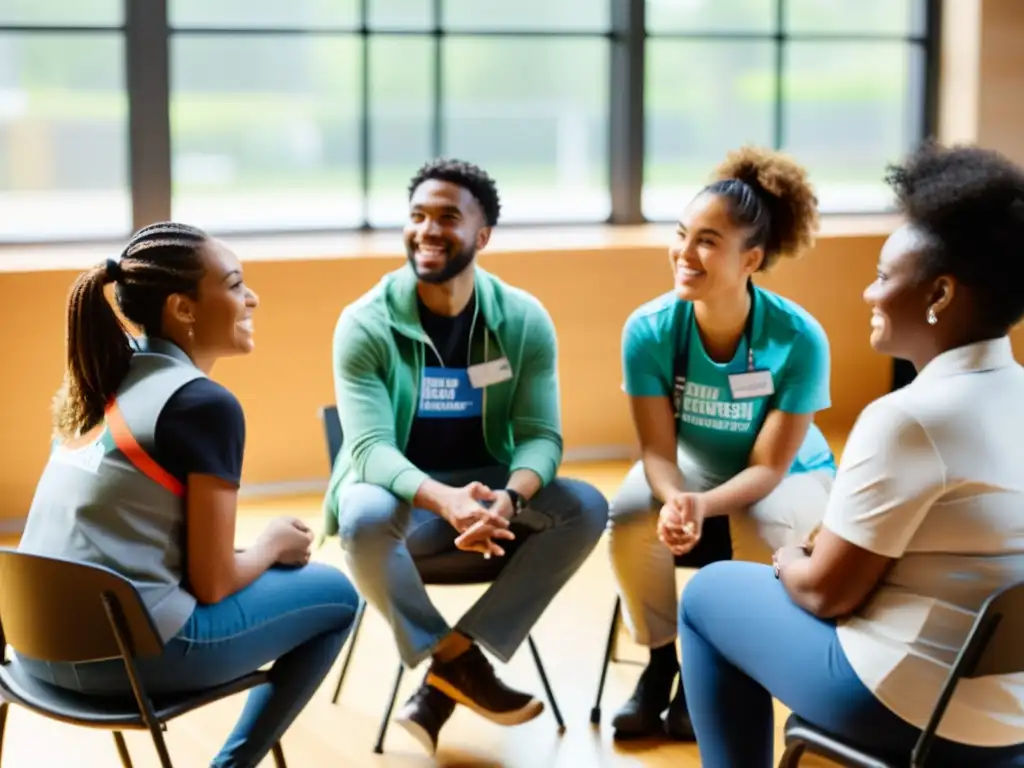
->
xmin=527 ymin=635 xmax=565 ymax=734
xmin=373 ymin=661 xmax=405 ymax=754
xmin=609 ymin=595 xmax=623 ymax=663
xmin=270 ymin=740 xmax=287 ymax=767
xmin=331 ymin=599 xmax=367 ymax=704
xmin=112 ymin=731 xmax=133 ymax=768
xmin=146 ymin=724 xmax=173 ymax=768
xmin=0 ymin=702 xmax=8 ymax=764
xmin=777 ymin=739 xmax=806 ymax=768
xmin=590 ymin=595 xmax=621 ymax=724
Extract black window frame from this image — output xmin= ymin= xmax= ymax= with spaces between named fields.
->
xmin=0 ymin=0 xmax=940 ymax=243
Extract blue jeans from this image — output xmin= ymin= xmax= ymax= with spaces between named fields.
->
xmin=18 ymin=563 xmax=359 ymax=768
xmin=679 ymin=561 xmax=1024 ymax=768
xmin=337 ymin=466 xmax=608 ymax=667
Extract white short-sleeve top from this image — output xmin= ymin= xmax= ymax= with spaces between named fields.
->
xmin=824 ymin=336 xmax=1024 ymax=747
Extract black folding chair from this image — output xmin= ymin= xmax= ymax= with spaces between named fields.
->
xmin=0 ymin=549 xmax=286 ymax=768
xmin=779 ymin=578 xmax=1024 ymax=767
xmin=318 ymin=405 xmax=565 ymax=754
xmin=589 ymin=516 xmax=734 ymax=724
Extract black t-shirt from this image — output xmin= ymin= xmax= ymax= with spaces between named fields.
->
xmin=152 ymin=378 xmax=246 ymax=486
xmin=404 ymin=292 xmax=494 ymax=473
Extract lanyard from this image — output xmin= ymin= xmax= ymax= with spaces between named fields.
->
xmin=672 ymin=281 xmax=757 ymax=423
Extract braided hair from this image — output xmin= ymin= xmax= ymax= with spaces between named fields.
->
xmin=53 ymin=222 xmax=209 ymax=439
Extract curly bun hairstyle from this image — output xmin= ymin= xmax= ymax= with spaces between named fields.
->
xmin=704 ymin=146 xmax=820 ymax=271
xmin=885 ymin=141 xmax=1024 ymax=333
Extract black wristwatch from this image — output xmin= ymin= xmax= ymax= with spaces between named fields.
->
xmin=504 ymin=488 xmax=527 ymax=516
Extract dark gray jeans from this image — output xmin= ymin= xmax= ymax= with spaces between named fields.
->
xmin=337 ymin=466 xmax=608 ymax=667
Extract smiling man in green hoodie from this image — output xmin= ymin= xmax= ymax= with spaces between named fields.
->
xmin=322 ymin=158 xmax=609 ymax=755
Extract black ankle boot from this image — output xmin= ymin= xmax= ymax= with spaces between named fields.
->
xmin=611 ymin=660 xmax=677 ymax=739
xmin=664 ymin=684 xmax=696 ymax=741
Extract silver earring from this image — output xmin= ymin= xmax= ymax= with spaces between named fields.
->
xmin=187 ymin=326 xmax=195 ymax=342
xmin=926 ymin=307 xmax=938 ymax=325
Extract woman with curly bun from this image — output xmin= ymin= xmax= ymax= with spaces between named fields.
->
xmin=680 ymin=142 xmax=1024 ymax=766
xmin=608 ymin=147 xmax=836 ymax=740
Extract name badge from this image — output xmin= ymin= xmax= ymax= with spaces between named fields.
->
xmin=419 ymin=367 xmax=482 ymax=419
xmin=467 ymin=357 xmax=513 ymax=389
xmin=728 ymin=369 xmax=774 ymax=400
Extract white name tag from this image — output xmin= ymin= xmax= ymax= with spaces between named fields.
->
xmin=467 ymin=357 xmax=513 ymax=389
xmin=728 ymin=369 xmax=775 ymax=400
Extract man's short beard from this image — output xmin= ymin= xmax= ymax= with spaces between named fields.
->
xmin=407 ymin=243 xmax=477 ymax=285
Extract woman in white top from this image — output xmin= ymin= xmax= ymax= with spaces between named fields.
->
xmin=674 ymin=142 xmax=1024 ymax=767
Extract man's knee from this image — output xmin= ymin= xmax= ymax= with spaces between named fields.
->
xmin=541 ymin=477 xmax=609 ymax=537
xmin=337 ymin=483 xmax=405 ymax=551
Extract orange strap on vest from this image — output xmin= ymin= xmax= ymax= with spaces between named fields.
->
xmin=105 ymin=401 xmax=184 ymax=498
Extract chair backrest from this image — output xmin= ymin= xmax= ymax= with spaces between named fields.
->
xmin=911 ymin=577 xmax=1024 ymax=767
xmin=0 ymin=549 xmax=164 ymax=663
xmin=319 ymin=404 xmax=344 ymax=468
xmin=961 ymin=579 xmax=1024 ymax=678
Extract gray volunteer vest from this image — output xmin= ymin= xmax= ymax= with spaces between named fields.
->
xmin=19 ymin=337 xmax=205 ymax=644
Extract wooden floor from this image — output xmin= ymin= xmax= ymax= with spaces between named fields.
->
xmin=1 ymin=461 xmax=833 ymax=767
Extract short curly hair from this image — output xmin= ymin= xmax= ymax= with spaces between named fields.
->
xmin=885 ymin=141 xmax=1024 ymax=332
xmin=703 ymin=146 xmax=820 ymax=272
xmin=407 ymin=158 xmax=502 ymax=227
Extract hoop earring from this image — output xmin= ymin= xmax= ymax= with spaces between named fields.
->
xmin=926 ymin=307 xmax=938 ymax=325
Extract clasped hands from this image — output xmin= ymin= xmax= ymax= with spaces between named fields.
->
xmin=442 ymin=482 xmax=517 ymax=558
xmin=657 ymin=493 xmax=823 ymax=571
xmin=657 ymin=492 xmax=704 ymax=556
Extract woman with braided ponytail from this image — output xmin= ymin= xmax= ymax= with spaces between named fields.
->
xmin=17 ymin=222 xmax=358 ymax=767
xmin=607 ymin=147 xmax=836 ymax=741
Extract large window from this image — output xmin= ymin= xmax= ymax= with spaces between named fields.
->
xmin=0 ymin=1 xmax=129 ymax=241
xmin=0 ymin=0 xmax=935 ymax=243
xmin=168 ymin=0 xmax=610 ymax=231
xmin=644 ymin=0 xmax=930 ymax=219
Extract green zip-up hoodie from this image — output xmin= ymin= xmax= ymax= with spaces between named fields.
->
xmin=321 ymin=265 xmax=564 ymax=538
